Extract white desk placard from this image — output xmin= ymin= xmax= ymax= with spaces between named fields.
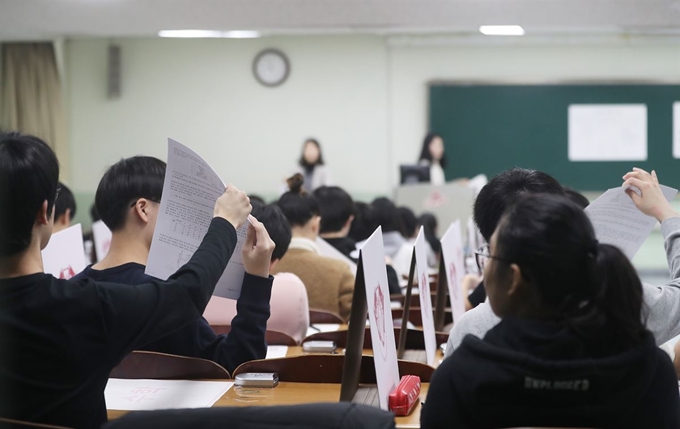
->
xmin=440 ymin=220 xmax=467 ymax=325
xmin=361 ymin=227 xmax=400 ymax=410
xmin=316 ymin=237 xmax=357 ymax=276
xmin=585 ymin=185 xmax=677 ymax=260
xmin=414 ymin=227 xmax=437 ymax=366
xmin=568 ymin=104 xmax=647 ymax=161
xmin=146 ymin=138 xmax=248 ymax=300
xmin=105 ymin=378 xmax=232 ymax=411
xmin=91 ymin=220 xmax=112 ymax=262
xmin=42 ymin=224 xmax=86 ymax=280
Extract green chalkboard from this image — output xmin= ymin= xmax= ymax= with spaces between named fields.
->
xmin=429 ymin=84 xmax=680 ymax=191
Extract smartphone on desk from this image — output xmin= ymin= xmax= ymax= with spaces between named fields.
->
xmin=234 ymin=372 xmax=279 ymax=388
xmin=302 ymin=340 xmax=337 ymax=353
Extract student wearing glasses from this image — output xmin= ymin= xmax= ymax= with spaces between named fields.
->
xmin=74 ymin=156 xmax=274 ymax=373
xmin=0 ymin=133 xmax=270 ymax=428
xmin=445 ymin=168 xmax=680 ymax=358
xmin=422 ymin=191 xmax=680 ymax=428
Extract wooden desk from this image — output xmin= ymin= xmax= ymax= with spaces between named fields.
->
xmin=284 ymin=346 xmax=445 ymax=368
xmin=108 ymin=381 xmax=429 ymax=429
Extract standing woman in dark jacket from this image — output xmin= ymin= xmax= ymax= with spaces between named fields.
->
xmin=422 ymin=191 xmax=680 ymax=429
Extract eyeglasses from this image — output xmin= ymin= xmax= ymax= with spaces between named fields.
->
xmin=474 ymin=244 xmax=509 ymax=272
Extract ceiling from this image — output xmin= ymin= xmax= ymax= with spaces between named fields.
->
xmin=1 ymin=0 xmax=679 ymax=41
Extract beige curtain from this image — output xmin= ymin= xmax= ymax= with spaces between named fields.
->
xmin=0 ymin=42 xmax=67 ymax=164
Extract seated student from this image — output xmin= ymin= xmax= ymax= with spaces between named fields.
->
xmin=418 ymin=212 xmax=440 ymax=267
xmin=422 ymin=193 xmax=680 ymax=428
xmin=52 ymin=182 xmax=76 ymax=233
xmin=446 ymin=168 xmax=680 ymax=357
xmin=372 ymin=197 xmax=415 ymax=280
xmin=73 ymin=156 xmax=273 ymax=373
xmin=272 ymin=174 xmax=355 ymax=321
xmin=465 ymin=168 xmax=565 ymax=309
xmin=204 ymin=203 xmax=310 ymax=343
xmin=0 ymin=132 xmax=265 ymax=428
xmin=313 ymin=186 xmax=356 ymax=258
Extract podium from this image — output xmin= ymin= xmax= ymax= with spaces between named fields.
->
xmin=394 ymin=182 xmax=474 ymax=239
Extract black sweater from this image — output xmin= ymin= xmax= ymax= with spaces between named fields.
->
xmin=73 ymin=263 xmax=272 ymax=373
xmin=0 ymin=218 xmax=237 ymax=429
xmin=422 ymin=317 xmax=680 ymax=429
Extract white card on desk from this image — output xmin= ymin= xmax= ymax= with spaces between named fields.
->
xmin=265 ymin=346 xmax=289 ymax=359
xmin=414 ymin=228 xmax=437 ymax=366
xmin=105 ymin=378 xmax=232 ymax=411
xmin=585 ymin=185 xmax=677 ymax=260
xmin=145 ymin=138 xmax=248 ymax=300
xmin=361 ymin=227 xmax=400 ymax=410
xmin=42 ymin=224 xmax=86 ymax=280
xmin=91 ymin=220 xmax=112 ymax=262
xmin=440 ymin=220 xmax=466 ymax=325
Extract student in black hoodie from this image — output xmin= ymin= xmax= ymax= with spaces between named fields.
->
xmin=422 ymin=192 xmax=680 ymax=429
xmin=313 ymin=185 xmax=357 ymax=258
xmin=0 ymin=132 xmax=270 ymax=428
xmin=73 ymin=156 xmax=273 ymax=373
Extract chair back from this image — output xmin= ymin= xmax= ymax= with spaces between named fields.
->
xmin=391 ymin=307 xmax=453 ymax=327
xmin=211 ymin=326 xmax=297 ymax=346
xmin=110 ymin=350 xmax=230 ymax=380
xmin=309 ymin=309 xmax=344 ymax=324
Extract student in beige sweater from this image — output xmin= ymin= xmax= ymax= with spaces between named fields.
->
xmin=273 ymin=174 xmax=355 ymax=321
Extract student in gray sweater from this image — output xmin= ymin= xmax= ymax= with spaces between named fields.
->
xmin=445 ymin=167 xmax=680 ymax=358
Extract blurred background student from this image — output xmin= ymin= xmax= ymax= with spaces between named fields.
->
xmin=418 ymin=133 xmax=447 ymax=185
xmin=52 ymin=182 xmax=76 ymax=234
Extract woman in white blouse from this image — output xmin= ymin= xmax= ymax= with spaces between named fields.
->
xmin=418 ymin=133 xmax=447 ymax=185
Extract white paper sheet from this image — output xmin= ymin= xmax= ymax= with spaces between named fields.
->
xmin=145 ymin=138 xmax=248 ymax=300
xmin=316 ymin=237 xmax=357 ymax=276
xmin=105 ymin=378 xmax=232 ymax=411
xmin=91 ymin=220 xmax=112 ymax=262
xmin=360 ymin=227 xmax=400 ymax=411
xmin=440 ymin=221 xmax=467 ymax=325
xmin=568 ymin=104 xmax=647 ymax=161
xmin=265 ymin=345 xmax=289 ymax=359
xmin=585 ymin=185 xmax=677 ymax=260
xmin=673 ymin=102 xmax=680 ymax=159
xmin=305 ymin=323 xmax=341 ymax=338
xmin=414 ymin=228 xmax=437 ymax=366
xmin=42 ymin=224 xmax=86 ymax=279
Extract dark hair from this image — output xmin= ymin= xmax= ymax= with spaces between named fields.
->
xmin=348 ymin=202 xmax=378 ymax=242
xmin=298 ymin=138 xmax=324 ymax=172
xmin=95 ymin=156 xmax=166 ymax=231
xmin=418 ymin=213 xmax=441 ymax=255
xmin=474 ymin=168 xmax=564 ymax=242
xmin=313 ymin=186 xmax=355 ymax=234
xmin=90 ymin=202 xmax=101 ymax=223
xmin=0 ymin=132 xmax=60 ymax=257
xmin=248 ymin=194 xmax=266 ymax=207
xmin=418 ymin=132 xmax=447 ymax=169
xmin=496 ymin=194 xmax=646 ymax=348
xmin=251 ymin=203 xmax=291 ymax=261
xmin=277 ymin=174 xmax=320 ymax=227
xmin=563 ymin=187 xmax=590 ymax=209
xmin=397 ymin=206 xmax=418 ymax=239
xmin=55 ymin=182 xmax=77 ymax=221
xmin=371 ymin=198 xmax=401 ymax=233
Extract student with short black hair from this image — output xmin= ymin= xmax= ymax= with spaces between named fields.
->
xmin=423 ymin=192 xmax=680 ymax=428
xmin=273 ymin=174 xmax=354 ymax=320
xmin=466 ymin=168 xmax=565 ymax=308
xmin=0 ymin=132 xmax=267 ymax=428
xmin=397 ymin=206 xmax=418 ymax=240
xmin=205 ymin=203 xmax=311 ymax=343
xmin=348 ymin=202 xmax=377 ymax=243
xmin=313 ymin=186 xmax=356 ymax=258
xmin=372 ymin=197 xmax=414 ymax=280
xmin=52 ymin=182 xmax=76 ymax=233
xmin=74 ymin=156 xmax=273 ymax=373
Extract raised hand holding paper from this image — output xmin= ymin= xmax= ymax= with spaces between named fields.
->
xmin=42 ymin=224 xmax=86 ymax=279
xmin=585 ymin=182 xmax=677 ymax=260
xmin=414 ymin=227 xmax=437 ymax=366
xmin=145 ymin=138 xmax=248 ymax=300
xmin=440 ymin=221 xmax=466 ymax=325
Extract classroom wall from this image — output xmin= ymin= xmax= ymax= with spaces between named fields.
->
xmin=65 ymin=36 xmax=680 ymax=202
